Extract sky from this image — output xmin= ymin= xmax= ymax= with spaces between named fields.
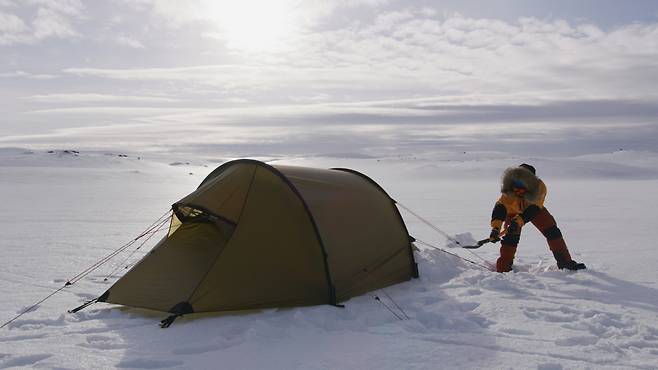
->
xmin=1 ymin=0 xmax=658 ymax=156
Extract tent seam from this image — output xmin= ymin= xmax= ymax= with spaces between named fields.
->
xmin=184 ymin=165 xmax=258 ymax=308
xmin=247 ymin=161 xmax=338 ymax=305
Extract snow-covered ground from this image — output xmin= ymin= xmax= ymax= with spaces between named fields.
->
xmin=1 ymin=148 xmax=658 ymax=369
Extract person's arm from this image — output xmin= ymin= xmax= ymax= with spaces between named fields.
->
xmin=490 ymin=201 xmax=506 ymax=240
xmin=508 ymin=180 xmax=548 ymax=232
xmin=516 ymin=180 xmax=547 ymax=224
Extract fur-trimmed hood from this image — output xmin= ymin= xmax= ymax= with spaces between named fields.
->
xmin=501 ymin=167 xmax=542 ymax=202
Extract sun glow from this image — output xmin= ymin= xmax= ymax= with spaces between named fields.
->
xmin=204 ymin=0 xmax=299 ymax=52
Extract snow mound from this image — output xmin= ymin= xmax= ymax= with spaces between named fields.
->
xmin=445 ymin=232 xmax=479 ymax=248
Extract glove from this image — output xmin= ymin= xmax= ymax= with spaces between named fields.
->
xmin=489 ymin=228 xmax=500 ymax=241
xmin=507 ymin=215 xmax=525 ymax=234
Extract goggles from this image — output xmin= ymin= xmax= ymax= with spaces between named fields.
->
xmin=513 ymin=187 xmax=527 ymax=196
xmin=512 ymin=179 xmax=527 ymax=196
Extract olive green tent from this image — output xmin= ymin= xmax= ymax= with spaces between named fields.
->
xmin=98 ymin=159 xmax=418 ymax=318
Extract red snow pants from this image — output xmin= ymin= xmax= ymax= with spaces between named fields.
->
xmin=496 ymin=207 xmax=572 ymax=273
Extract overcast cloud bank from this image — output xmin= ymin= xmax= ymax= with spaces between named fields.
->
xmin=1 ymin=1 xmax=657 ymax=156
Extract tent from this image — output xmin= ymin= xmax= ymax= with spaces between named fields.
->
xmin=97 ymin=159 xmax=418 ymax=319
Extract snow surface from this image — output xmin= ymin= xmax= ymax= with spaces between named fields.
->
xmin=1 ymin=148 xmax=658 ymax=369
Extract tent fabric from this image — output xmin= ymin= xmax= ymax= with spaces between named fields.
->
xmin=99 ymin=159 xmax=418 ymax=314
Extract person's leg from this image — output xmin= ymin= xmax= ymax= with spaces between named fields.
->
xmin=531 ymin=207 xmax=573 ymax=266
xmin=496 ymin=216 xmax=520 ymax=272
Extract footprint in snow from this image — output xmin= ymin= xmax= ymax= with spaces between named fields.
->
xmin=537 ymin=363 xmax=563 ymax=370
xmin=75 ymin=292 xmax=98 ymax=300
xmin=478 ymin=275 xmax=532 ymax=298
xmin=497 ymin=327 xmax=534 ymax=336
xmin=8 ymin=314 xmax=67 ymax=330
xmin=171 ymin=343 xmax=227 ymax=355
xmin=522 ymin=307 xmax=576 ymax=323
xmin=0 ymin=354 xmax=52 ymax=368
xmin=523 ymin=305 xmax=658 ymax=354
xmin=0 ymin=333 xmax=46 ymax=342
xmin=459 ymin=288 xmax=483 ymax=296
xmin=77 ymin=335 xmax=125 ymax=350
xmin=418 ymin=295 xmax=442 ymax=305
xmin=115 ymin=358 xmax=184 ymax=369
xmin=554 ymin=335 xmax=599 ymax=346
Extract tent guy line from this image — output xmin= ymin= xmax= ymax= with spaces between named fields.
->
xmin=0 ymin=191 xmax=482 ymax=329
xmin=90 ymin=159 xmax=419 ymax=327
xmin=0 ymin=209 xmax=172 ymax=329
xmin=412 ymin=238 xmax=492 ymax=271
xmin=1 ymin=160 xmax=491 ymax=330
xmin=102 ymin=217 xmax=172 ymax=282
xmin=396 ymin=200 xmax=493 ymax=268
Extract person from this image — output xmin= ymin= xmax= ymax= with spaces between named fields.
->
xmin=489 ymin=164 xmax=586 ymax=272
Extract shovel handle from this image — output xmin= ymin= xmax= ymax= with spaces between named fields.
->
xmin=479 ymin=238 xmax=495 ymax=246
xmin=461 ymin=236 xmax=502 ymax=249
xmin=462 ymin=238 xmax=492 ymax=249
xmin=461 ymin=228 xmax=508 ymax=249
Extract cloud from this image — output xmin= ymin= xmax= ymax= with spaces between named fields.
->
xmin=114 ymin=35 xmax=144 ymax=49
xmin=5 ymin=103 xmax=657 ymax=156
xmin=23 ymin=93 xmax=179 ymax=104
xmin=0 ymin=70 xmax=57 ymax=79
xmin=0 ymin=11 xmax=28 ymax=43
xmin=62 ymin=64 xmax=427 ymax=94
xmin=126 ymin=0 xmax=390 ymax=25
xmin=32 ymin=7 xmax=79 ymax=39
xmin=0 ymin=0 xmax=83 ymax=44
xmin=3 ymin=3 xmax=658 ymax=156
xmin=54 ymin=10 xmax=657 ymax=104
xmin=24 ymin=106 xmax=192 ymax=116
xmin=116 ymin=0 xmax=393 ymax=53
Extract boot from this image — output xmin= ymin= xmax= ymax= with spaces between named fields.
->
xmin=557 ymin=259 xmax=587 ymax=270
xmin=496 ymin=245 xmax=517 ymax=273
xmin=548 ymin=238 xmax=586 ymax=270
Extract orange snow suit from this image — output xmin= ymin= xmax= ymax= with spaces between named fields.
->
xmin=491 ymin=168 xmax=573 ymax=272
